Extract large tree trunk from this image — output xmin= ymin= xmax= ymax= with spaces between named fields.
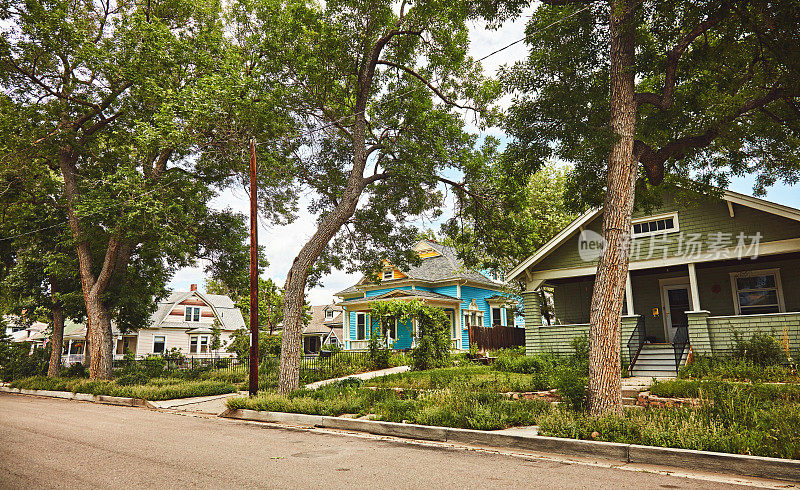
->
xmin=59 ymin=147 xmax=122 ymax=380
xmin=277 ymin=182 xmax=365 ymax=394
xmin=47 ymin=280 xmax=64 ymax=377
xmin=87 ymin=293 xmax=114 ymax=379
xmin=277 ymin=32 xmax=391 ymax=394
xmin=587 ymin=0 xmax=639 ymax=416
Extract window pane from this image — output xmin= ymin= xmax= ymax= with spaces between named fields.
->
xmin=193 ymin=308 xmax=200 ymax=322
xmin=154 ymin=337 xmax=165 ymax=354
xmin=492 ymin=308 xmax=501 ymax=326
xmin=190 ymin=337 xmax=197 ymax=353
xmin=656 ymin=219 xmax=665 ymax=230
xmin=633 ymin=223 xmax=642 ymax=234
xmin=185 ymin=308 xmax=191 ymax=321
xmin=741 ymin=305 xmax=780 ymax=315
xmin=737 ymin=274 xmax=776 ymax=290
xmin=738 ymin=290 xmax=778 ymax=307
xmin=665 ymin=218 xmax=674 ymax=229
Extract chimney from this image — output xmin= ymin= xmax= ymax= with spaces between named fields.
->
xmin=190 ymin=284 xmax=197 ymax=291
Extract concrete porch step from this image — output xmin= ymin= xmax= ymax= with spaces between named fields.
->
xmin=631 ymin=370 xmax=677 ymax=378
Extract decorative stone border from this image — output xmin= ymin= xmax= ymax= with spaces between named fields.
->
xmin=220 ymin=408 xmax=800 ymax=482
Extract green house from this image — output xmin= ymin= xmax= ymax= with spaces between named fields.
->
xmin=507 ymin=189 xmax=800 ymax=377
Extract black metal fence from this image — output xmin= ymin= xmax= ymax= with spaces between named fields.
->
xmin=110 ymin=351 xmax=375 ymax=380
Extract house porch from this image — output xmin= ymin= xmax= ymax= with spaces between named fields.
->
xmin=525 ymin=253 xmax=800 ymax=366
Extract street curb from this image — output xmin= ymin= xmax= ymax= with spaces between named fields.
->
xmin=220 ymin=408 xmax=800 ymax=482
xmin=628 ymin=444 xmax=800 ymax=483
xmin=1 ymin=386 xmax=148 ymax=408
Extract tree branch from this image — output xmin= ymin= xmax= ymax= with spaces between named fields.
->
xmin=635 ymin=5 xmax=729 ymax=110
xmin=636 ymin=85 xmax=795 ymax=183
xmin=376 ymin=60 xmax=479 ymax=111
xmin=363 ymin=172 xmax=390 ymax=185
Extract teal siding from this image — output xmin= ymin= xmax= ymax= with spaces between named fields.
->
xmin=344 ymin=283 xmax=516 ymax=350
xmin=393 ymin=318 xmax=414 ymax=349
xmin=460 ymin=286 xmax=492 ymax=348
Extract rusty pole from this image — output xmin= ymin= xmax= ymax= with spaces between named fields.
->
xmin=248 ymin=139 xmax=259 ymax=396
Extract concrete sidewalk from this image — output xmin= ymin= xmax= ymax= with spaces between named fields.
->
xmin=304 ymin=365 xmax=411 ymax=389
xmin=151 ymin=392 xmax=246 ymax=415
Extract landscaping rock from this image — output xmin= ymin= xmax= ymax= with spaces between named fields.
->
xmin=636 ymin=391 xmax=702 ymax=408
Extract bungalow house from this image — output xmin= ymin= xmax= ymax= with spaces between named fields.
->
xmin=61 ymin=284 xmax=245 ymax=363
xmin=303 ymin=304 xmax=344 ymax=354
xmin=507 ymin=188 xmax=800 ymax=377
xmin=336 ymin=240 xmax=519 ymax=351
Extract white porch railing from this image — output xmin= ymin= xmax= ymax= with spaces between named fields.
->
xmin=61 ymin=354 xmax=85 ymax=366
xmin=349 ymin=340 xmax=369 ymax=350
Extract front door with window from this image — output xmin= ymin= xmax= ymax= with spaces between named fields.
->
xmin=662 ymin=285 xmax=691 ymax=343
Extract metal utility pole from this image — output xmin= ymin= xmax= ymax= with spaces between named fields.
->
xmin=248 ymin=139 xmax=259 ymax=396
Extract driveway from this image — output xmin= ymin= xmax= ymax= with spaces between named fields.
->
xmin=0 ymin=393 xmax=776 ymax=489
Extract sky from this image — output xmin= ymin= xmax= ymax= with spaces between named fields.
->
xmin=167 ymin=10 xmax=800 ymax=305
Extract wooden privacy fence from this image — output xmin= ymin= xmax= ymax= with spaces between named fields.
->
xmin=468 ymin=325 xmax=526 ymax=351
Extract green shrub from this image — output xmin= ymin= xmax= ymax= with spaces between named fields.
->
xmin=0 ymin=342 xmax=50 ymax=381
xmin=733 ymin=333 xmax=787 ymax=366
xmin=553 ymin=367 xmax=587 ymax=411
xmin=61 ymin=363 xmax=87 ymax=378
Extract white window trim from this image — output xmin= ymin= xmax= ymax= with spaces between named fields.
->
xmin=491 ymin=306 xmax=503 ymax=326
xmin=382 ymin=269 xmax=394 ymax=280
xmin=153 ymin=335 xmax=166 ymax=354
xmin=185 ymin=306 xmax=201 ymax=322
xmin=355 ymin=312 xmax=368 ymax=340
xmin=631 ymin=212 xmax=679 ymax=238
xmin=729 ymin=268 xmax=786 ymax=315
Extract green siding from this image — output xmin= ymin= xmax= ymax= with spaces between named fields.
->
xmin=706 ymin=313 xmax=800 ymax=357
xmin=630 ymin=269 xmax=686 ymax=342
xmin=534 ymin=193 xmax=800 ymax=272
xmin=537 ymin=324 xmax=590 ymax=355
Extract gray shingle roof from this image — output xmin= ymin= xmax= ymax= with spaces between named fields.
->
xmin=305 ymin=304 xmax=344 ymax=334
xmin=335 ymin=240 xmax=501 ymax=297
xmin=338 ymin=288 xmax=460 ymax=305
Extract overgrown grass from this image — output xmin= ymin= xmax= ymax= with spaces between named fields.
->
xmin=539 ymin=380 xmax=800 ymax=459
xmin=228 ymin=365 xmax=800 ymax=459
xmin=228 ymin=378 xmax=549 ymax=430
xmin=365 ymin=365 xmax=549 ymax=392
xmin=10 ymin=376 xmax=237 ymax=401
xmin=651 ymin=378 xmax=800 ymax=402
xmin=679 ymin=356 xmax=799 ymax=382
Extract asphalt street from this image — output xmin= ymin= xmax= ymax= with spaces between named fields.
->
xmin=0 ymin=393 xmax=778 ymax=489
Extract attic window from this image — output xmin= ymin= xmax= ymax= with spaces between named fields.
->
xmin=325 ymin=310 xmax=334 ymax=320
xmin=383 ymin=270 xmax=394 ymax=280
xmin=632 ymin=213 xmax=678 ymax=237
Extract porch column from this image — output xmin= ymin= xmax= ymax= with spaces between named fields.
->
xmin=343 ymin=307 xmax=349 ymax=349
xmin=523 ymin=290 xmax=542 ymax=356
xmin=625 ymin=272 xmax=635 ymax=315
xmin=687 ymin=263 xmax=701 ymax=310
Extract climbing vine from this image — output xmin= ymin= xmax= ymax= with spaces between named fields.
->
xmin=368 ymin=299 xmax=451 ymax=371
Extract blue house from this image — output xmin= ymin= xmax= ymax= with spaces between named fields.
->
xmin=335 ymin=240 xmax=519 ymax=350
